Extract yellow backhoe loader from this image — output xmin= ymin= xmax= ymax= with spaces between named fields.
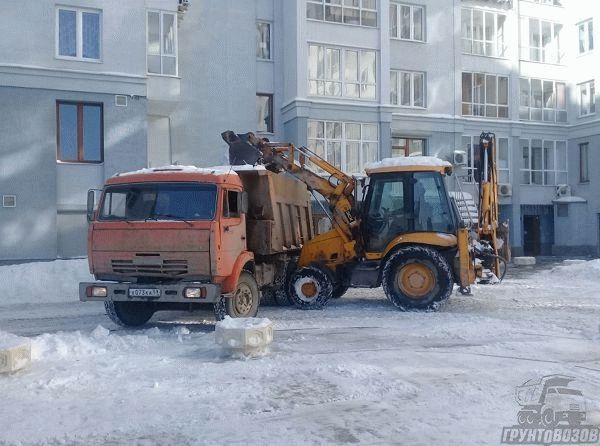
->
xmin=222 ymin=130 xmax=507 ymax=311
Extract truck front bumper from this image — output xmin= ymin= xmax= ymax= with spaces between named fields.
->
xmin=79 ymin=282 xmax=221 ymax=304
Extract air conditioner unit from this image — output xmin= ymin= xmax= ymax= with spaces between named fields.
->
xmin=498 ymin=184 xmax=512 ymax=197
xmin=453 ymin=150 xmax=467 ymax=166
xmin=556 ymin=184 xmax=571 ymax=197
xmin=115 ymin=95 xmax=128 ymax=107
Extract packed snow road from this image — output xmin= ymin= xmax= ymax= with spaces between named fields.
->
xmin=1 ymin=259 xmax=600 ymax=445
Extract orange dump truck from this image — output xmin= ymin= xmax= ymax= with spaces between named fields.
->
xmin=79 ymin=165 xmax=313 ymax=326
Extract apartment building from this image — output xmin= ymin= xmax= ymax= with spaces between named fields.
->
xmin=0 ymin=0 xmax=597 ymax=260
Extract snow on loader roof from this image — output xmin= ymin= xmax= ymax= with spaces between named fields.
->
xmin=364 ymin=156 xmax=452 ymax=174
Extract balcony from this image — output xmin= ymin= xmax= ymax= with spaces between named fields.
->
xmin=147 ymin=75 xmax=180 ymax=116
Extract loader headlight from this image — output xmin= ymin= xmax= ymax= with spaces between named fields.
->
xmin=87 ymin=286 xmax=107 ymax=298
xmin=184 ymin=287 xmax=206 ymax=299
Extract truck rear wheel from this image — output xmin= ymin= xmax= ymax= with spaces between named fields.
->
xmin=382 ymin=246 xmax=453 ymax=311
xmin=104 ymin=300 xmax=155 ymax=327
xmin=214 ymin=271 xmax=260 ymax=321
xmin=288 ymin=266 xmax=333 ymax=310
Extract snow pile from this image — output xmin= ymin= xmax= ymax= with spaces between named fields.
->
xmin=216 ymin=316 xmax=272 ymax=330
xmin=540 ymin=258 xmax=600 ymax=285
xmin=0 ymin=259 xmax=92 ymax=306
xmin=115 ymin=164 xmax=266 ymax=178
xmin=365 ymin=156 xmax=451 ymax=171
xmin=0 ymin=330 xmax=30 ymax=350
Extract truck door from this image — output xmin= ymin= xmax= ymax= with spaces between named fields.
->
xmin=219 ymin=188 xmax=247 ymax=276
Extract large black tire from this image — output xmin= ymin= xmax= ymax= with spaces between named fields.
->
xmin=288 ymin=266 xmax=333 ymax=310
xmin=105 ymin=300 xmax=155 ymax=327
xmin=382 ymin=246 xmax=454 ymax=311
xmin=260 ymin=286 xmax=278 ymax=306
xmin=214 ymin=271 xmax=260 ymax=321
xmin=332 ymin=284 xmax=349 ymax=299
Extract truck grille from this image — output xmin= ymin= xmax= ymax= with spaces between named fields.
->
xmin=111 ymin=259 xmax=189 ymax=276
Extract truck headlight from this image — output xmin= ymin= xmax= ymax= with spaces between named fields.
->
xmin=87 ymin=286 xmax=107 ymax=298
xmin=184 ymin=287 xmax=206 ymax=299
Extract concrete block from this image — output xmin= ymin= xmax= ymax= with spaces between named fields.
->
xmin=513 ymin=256 xmax=536 ymax=266
xmin=215 ymin=317 xmax=273 ymax=356
xmin=0 ymin=333 xmax=31 ymax=373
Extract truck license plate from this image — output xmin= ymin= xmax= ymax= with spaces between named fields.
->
xmin=128 ymin=288 xmax=161 ymax=298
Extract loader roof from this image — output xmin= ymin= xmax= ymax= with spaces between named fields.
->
xmin=364 ymin=156 xmax=453 ymax=175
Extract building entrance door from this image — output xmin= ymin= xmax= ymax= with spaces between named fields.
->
xmin=523 ymin=215 xmax=541 ymax=256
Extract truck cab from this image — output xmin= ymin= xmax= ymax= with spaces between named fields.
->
xmin=80 ymin=167 xmax=258 ymax=326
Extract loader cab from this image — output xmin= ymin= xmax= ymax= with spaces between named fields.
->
xmin=362 ymin=167 xmax=458 ymax=253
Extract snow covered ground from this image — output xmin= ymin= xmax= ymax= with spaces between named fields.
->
xmin=1 ymin=259 xmax=600 ymax=445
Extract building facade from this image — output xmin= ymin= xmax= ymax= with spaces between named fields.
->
xmin=0 ymin=0 xmax=598 ymax=260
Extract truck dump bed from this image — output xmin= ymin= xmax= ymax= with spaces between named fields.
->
xmin=236 ymin=168 xmax=313 ymax=256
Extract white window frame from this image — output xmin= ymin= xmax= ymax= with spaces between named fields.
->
xmin=390 ymin=3 xmax=425 ymax=42
xmin=256 ymin=21 xmax=272 ymax=61
xmin=520 ymin=139 xmax=567 ymax=186
xmin=390 ymin=70 xmax=425 ymax=108
xmin=520 ymin=17 xmax=563 ymax=64
xmin=306 ymin=0 xmax=378 ymax=28
xmin=2 ymin=195 xmax=16 ymax=208
xmin=308 ymin=44 xmax=377 ymax=100
xmin=519 ymin=78 xmax=567 ymax=123
xmin=522 ymin=0 xmax=562 ymax=5
xmin=578 ymin=19 xmax=594 ymax=54
xmin=462 ymin=72 xmax=509 ymax=118
xmin=461 ymin=136 xmax=510 ymax=184
xmin=579 ymin=142 xmax=589 ymax=183
xmin=307 ymin=120 xmax=379 ymax=174
xmin=55 ymin=7 xmax=102 ymax=62
xmin=578 ymin=80 xmax=596 ymax=117
xmin=147 ymin=10 xmax=178 ymax=77
xmin=461 ymin=7 xmax=506 ymax=58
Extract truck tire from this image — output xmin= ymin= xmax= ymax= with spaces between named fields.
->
xmin=214 ymin=271 xmax=260 ymax=321
xmin=542 ymin=409 xmax=557 ymax=427
xmin=382 ymin=246 xmax=454 ymax=311
xmin=288 ymin=266 xmax=333 ymax=310
xmin=260 ymin=286 xmax=278 ymax=306
xmin=104 ymin=300 xmax=155 ymax=327
xmin=332 ymin=284 xmax=349 ymax=299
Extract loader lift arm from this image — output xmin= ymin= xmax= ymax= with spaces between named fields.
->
xmin=222 ymin=131 xmax=361 ymax=264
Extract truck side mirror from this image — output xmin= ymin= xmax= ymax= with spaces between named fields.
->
xmin=240 ymin=191 xmax=249 ymax=214
xmin=87 ymin=189 xmax=101 ymax=222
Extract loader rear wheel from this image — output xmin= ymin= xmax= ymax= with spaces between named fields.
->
xmin=332 ymin=284 xmax=349 ymax=299
xmin=105 ymin=300 xmax=155 ymax=327
xmin=382 ymin=246 xmax=453 ymax=311
xmin=288 ymin=266 xmax=333 ymax=310
xmin=214 ymin=271 xmax=260 ymax=321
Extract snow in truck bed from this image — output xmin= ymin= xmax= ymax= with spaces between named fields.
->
xmin=115 ymin=164 xmax=266 ymax=177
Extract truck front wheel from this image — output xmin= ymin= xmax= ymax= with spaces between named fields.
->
xmin=382 ymin=246 xmax=453 ymax=311
xmin=104 ymin=300 xmax=155 ymax=327
xmin=214 ymin=271 xmax=260 ymax=321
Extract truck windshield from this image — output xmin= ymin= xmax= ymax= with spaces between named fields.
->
xmin=99 ymin=182 xmax=217 ymax=221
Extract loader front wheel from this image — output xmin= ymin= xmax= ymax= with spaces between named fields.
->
xmin=382 ymin=246 xmax=453 ymax=311
xmin=214 ymin=271 xmax=260 ymax=321
xmin=105 ymin=300 xmax=155 ymax=327
xmin=289 ymin=266 xmax=333 ymax=310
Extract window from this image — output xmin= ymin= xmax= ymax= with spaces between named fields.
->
xmin=578 ymin=19 xmax=594 ymax=54
xmin=390 ymin=3 xmax=424 ymax=41
xmin=99 ymin=183 xmax=217 ymax=221
xmin=308 ymin=121 xmax=378 ymax=174
xmin=56 ymin=7 xmax=101 ymax=60
xmin=520 ymin=17 xmax=563 ymax=64
xmin=520 ymin=139 xmax=567 ymax=185
xmin=519 ymin=78 xmax=567 ymax=122
xmin=462 ymin=72 xmax=508 ymax=118
xmin=256 ymin=94 xmax=273 ymax=133
xmin=524 ymin=0 xmax=562 ymax=5
xmin=390 ymin=70 xmax=425 ymax=107
xmin=308 ymin=44 xmax=377 ymax=100
xmin=56 ymin=101 xmax=103 ymax=163
xmin=579 ymin=81 xmax=595 ymax=116
xmin=147 ymin=11 xmax=177 ymax=75
xmin=461 ymin=8 xmax=506 ymax=57
xmin=461 ymin=136 xmax=510 ymax=184
xmin=392 ymin=138 xmax=426 ymax=157
xmin=256 ymin=22 xmax=271 ymax=60
xmin=307 ymin=0 xmax=377 ymax=27
xmin=580 ymin=143 xmax=589 ymax=183
xmin=223 ymin=190 xmax=241 ymax=218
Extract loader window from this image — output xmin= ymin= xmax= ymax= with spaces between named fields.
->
xmin=99 ymin=182 xmax=217 ymax=221
xmin=364 ymin=172 xmax=456 ymax=251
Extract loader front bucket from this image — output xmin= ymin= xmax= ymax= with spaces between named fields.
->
xmin=221 ymin=131 xmax=263 ymax=166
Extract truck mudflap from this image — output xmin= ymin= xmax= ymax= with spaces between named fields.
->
xmin=79 ymin=282 xmax=221 ymax=303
